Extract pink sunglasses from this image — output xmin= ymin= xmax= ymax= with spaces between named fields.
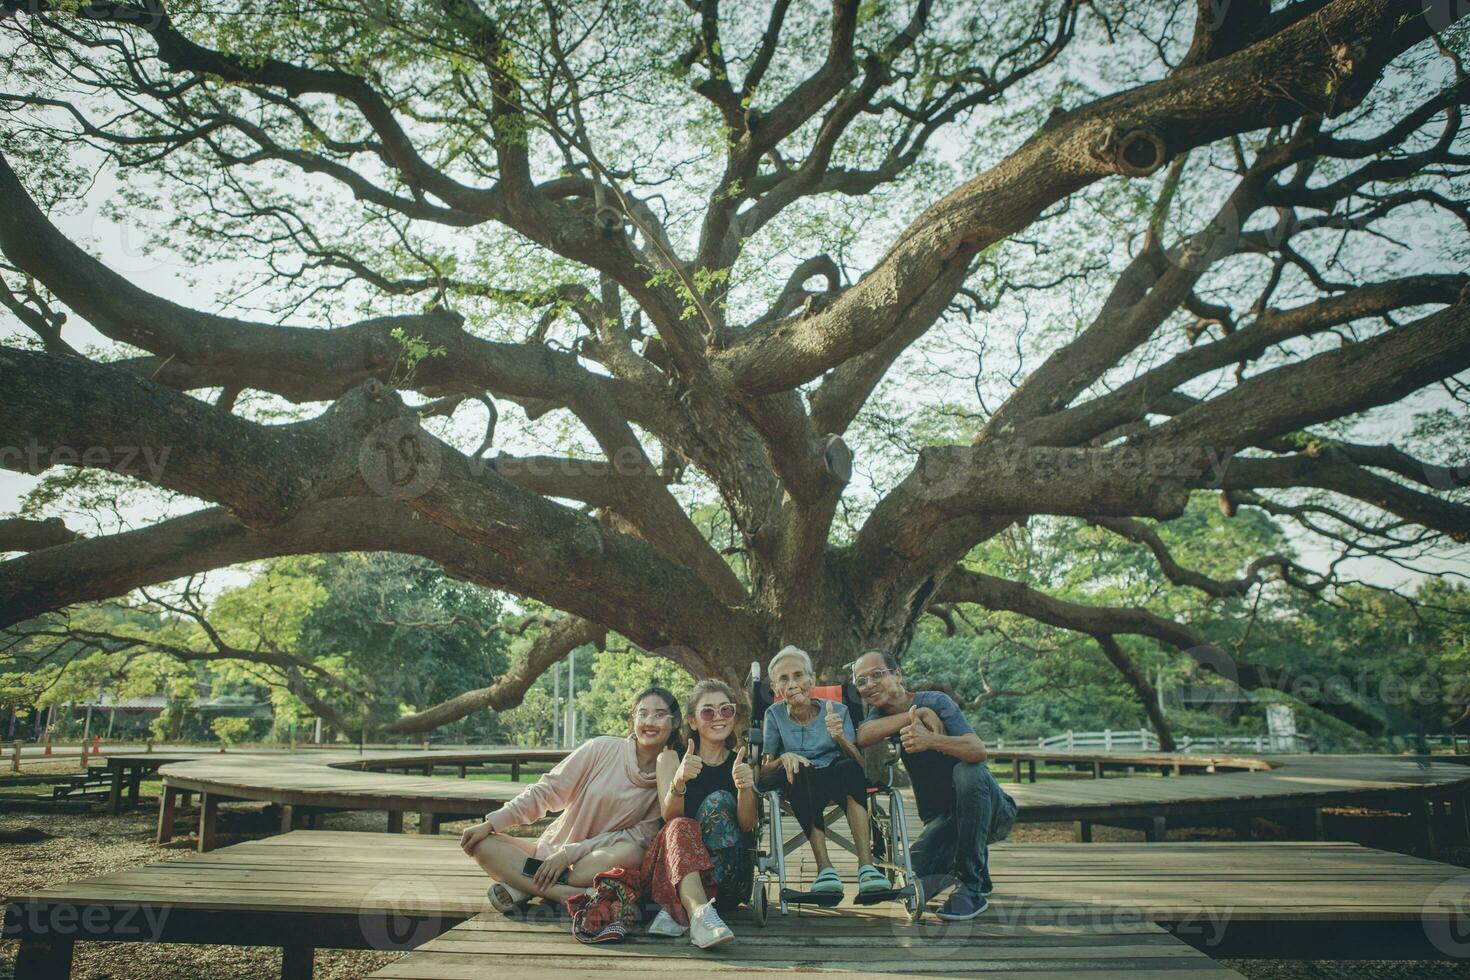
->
xmin=697 ymin=703 xmax=736 ymax=722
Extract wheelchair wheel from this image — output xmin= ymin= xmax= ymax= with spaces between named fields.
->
xmin=905 ymin=876 xmax=925 ymax=923
xmin=751 ymin=878 xmax=769 ymax=927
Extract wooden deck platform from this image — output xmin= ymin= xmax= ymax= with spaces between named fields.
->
xmin=7 ymin=832 xmax=1470 ymax=977
xmin=149 ymin=748 xmax=1470 ymax=856
xmin=366 ymin=905 xmax=1242 ymax=979
xmin=150 ymin=748 xmax=564 ymax=848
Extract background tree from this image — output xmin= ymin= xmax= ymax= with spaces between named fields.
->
xmin=575 ymin=646 xmax=693 ymax=737
xmin=910 ymin=508 xmax=1470 ymax=749
xmin=1 ymin=0 xmax=1467 ymax=736
xmin=1 ymin=552 xmax=518 ymax=741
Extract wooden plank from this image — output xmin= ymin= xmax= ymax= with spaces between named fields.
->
xmin=282 ymin=944 xmax=314 ymax=980
xmin=108 ymin=760 xmax=124 ymax=814
xmin=34 ymin=830 xmax=1470 ymax=980
xmin=155 ymin=785 xmax=177 ymax=845
xmin=371 ymin=963 xmax=1236 ymax=980
xmin=198 ymin=792 xmax=219 ymax=853
xmin=146 ymin=750 xmax=1470 ymax=833
xmin=13 ymin=937 xmax=74 ymax=979
xmin=365 ymin=911 xmax=1241 ymax=978
xmin=12 ymin=834 xmax=1470 ymax=926
xmin=368 ymin=952 xmax=1234 ymax=976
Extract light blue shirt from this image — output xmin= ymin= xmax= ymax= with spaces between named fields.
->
xmin=762 ymin=697 xmax=855 ymax=769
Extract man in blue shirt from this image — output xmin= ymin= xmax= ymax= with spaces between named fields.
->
xmin=853 ymin=650 xmax=1017 ymax=921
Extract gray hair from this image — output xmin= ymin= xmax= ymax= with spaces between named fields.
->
xmin=768 ymin=644 xmax=814 ymax=679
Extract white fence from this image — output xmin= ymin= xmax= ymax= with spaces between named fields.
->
xmin=993 ymin=729 xmax=1310 ymax=753
xmin=994 ymin=729 xmax=1470 ymax=754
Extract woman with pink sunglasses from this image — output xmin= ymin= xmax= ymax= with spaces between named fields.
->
xmin=640 ymin=678 xmax=757 ymax=948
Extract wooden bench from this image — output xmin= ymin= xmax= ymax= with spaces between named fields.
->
xmin=38 ymin=769 xmax=113 ymax=802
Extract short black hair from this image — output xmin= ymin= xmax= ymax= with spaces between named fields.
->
xmin=850 ymin=650 xmax=898 ymax=673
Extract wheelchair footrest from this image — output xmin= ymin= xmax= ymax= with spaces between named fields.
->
xmin=852 ymin=888 xmax=907 ymax=905
xmin=778 ymin=888 xmax=843 ymax=907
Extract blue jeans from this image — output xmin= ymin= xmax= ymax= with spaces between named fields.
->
xmin=909 ymin=761 xmax=1017 ymax=890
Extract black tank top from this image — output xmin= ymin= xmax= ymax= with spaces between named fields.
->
xmin=683 ymin=746 xmax=736 ymax=818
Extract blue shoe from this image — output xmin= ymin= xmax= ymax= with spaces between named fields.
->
xmin=809 ymin=866 xmax=844 ymax=895
xmin=935 ymin=886 xmax=988 ymax=921
xmin=857 ymin=864 xmax=891 ymax=895
xmin=980 ymin=879 xmax=994 ymax=898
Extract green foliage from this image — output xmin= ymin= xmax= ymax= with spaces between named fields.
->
xmin=496 ymin=686 xmax=556 ymax=746
xmin=211 ymin=716 xmax=255 ymax=745
xmin=897 ymin=501 xmax=1469 ymax=749
xmin=290 ymin=553 xmax=512 ymax=737
xmin=1 ymin=551 xmax=516 ymax=744
xmin=576 ymin=647 xmax=693 ymax=738
xmin=644 ymin=265 xmax=729 ymax=322
xmin=389 ymin=327 xmax=447 ymax=387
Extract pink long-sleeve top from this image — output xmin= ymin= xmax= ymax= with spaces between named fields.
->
xmin=485 ymin=735 xmax=661 ymax=864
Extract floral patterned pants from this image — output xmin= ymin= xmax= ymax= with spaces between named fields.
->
xmin=640 ymin=790 xmax=742 ymax=925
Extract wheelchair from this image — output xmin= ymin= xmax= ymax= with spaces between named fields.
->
xmin=743 ymin=661 xmax=924 ymax=923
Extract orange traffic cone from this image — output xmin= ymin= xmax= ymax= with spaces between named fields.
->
xmin=91 ymin=735 xmax=101 ymax=755
xmin=43 ymin=734 xmax=52 ymax=756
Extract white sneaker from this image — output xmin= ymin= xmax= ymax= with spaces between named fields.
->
xmin=688 ymin=901 xmax=734 ymax=948
xmin=647 ymin=908 xmax=688 ymax=937
xmin=487 ymin=880 xmax=528 ymax=913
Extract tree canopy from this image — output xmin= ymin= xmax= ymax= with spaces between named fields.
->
xmin=1 ymin=0 xmax=1467 ymax=737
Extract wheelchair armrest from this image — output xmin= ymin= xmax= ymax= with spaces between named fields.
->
xmin=862 ymin=740 xmax=894 ymax=781
xmin=756 ymin=771 xmax=786 ymax=795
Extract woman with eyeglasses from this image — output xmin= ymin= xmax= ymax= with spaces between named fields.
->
xmin=459 ymin=687 xmax=679 ymax=914
xmin=640 ymin=678 xmax=757 ymax=948
xmin=757 ymin=645 xmax=889 ymax=898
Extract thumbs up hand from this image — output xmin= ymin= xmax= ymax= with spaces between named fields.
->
xmin=674 ymin=742 xmax=703 ymax=791
xmin=824 ymin=700 xmax=845 ymax=740
xmin=900 ymin=704 xmax=937 ymax=754
xmin=732 ymin=744 xmax=755 ymax=791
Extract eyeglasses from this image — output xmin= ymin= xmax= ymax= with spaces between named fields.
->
xmin=634 ymin=709 xmax=672 ymax=722
xmin=697 ymin=703 xmax=737 ymax=722
xmin=853 ymin=667 xmax=894 ymax=689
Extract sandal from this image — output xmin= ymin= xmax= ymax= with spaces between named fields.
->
xmin=809 ymin=866 xmax=844 ymax=894
xmin=857 ymin=864 xmax=891 ymax=894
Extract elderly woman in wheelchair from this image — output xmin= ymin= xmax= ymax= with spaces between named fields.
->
xmin=757 ymin=645 xmax=891 ymax=899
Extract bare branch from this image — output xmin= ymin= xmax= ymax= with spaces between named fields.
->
xmin=936 ymin=566 xmax=1384 ymax=732
xmin=381 ymin=615 xmax=606 ymax=733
